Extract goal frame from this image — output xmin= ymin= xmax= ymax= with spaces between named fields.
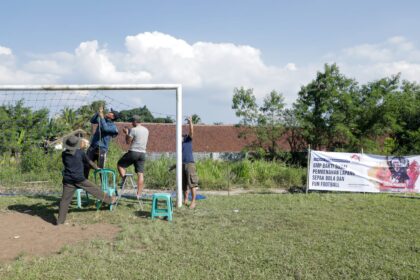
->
xmin=0 ymin=84 xmax=184 ymax=208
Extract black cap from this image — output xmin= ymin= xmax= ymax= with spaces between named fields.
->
xmin=110 ymin=108 xmax=120 ymax=120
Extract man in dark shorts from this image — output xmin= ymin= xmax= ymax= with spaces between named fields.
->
xmin=58 ymin=136 xmax=116 ymax=225
xmin=84 ymin=106 xmax=119 ymax=179
xmin=117 ymin=115 xmax=149 ymax=198
xmin=182 ymin=116 xmax=199 ymax=209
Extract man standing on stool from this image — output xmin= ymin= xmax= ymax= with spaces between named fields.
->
xmin=182 ymin=116 xmax=199 ymax=209
xmin=117 ymin=115 xmax=149 ymax=198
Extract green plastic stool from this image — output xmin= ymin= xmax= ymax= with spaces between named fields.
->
xmin=151 ymin=193 xmax=173 ymax=221
xmin=75 ymin=188 xmax=89 ymax=208
xmin=94 ymin=168 xmax=117 ymax=211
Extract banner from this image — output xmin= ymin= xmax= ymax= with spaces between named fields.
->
xmin=308 ymin=151 xmax=420 ymax=193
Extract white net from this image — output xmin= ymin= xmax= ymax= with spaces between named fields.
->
xmin=0 ymin=89 xmax=177 ymax=192
xmin=0 ymin=90 xmax=116 ymax=190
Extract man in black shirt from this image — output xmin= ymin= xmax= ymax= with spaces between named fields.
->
xmin=389 ymin=157 xmax=410 ymax=184
xmin=57 ymin=136 xmax=116 ymax=225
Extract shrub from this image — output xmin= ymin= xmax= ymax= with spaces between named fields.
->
xmin=145 ymin=156 xmax=175 ymax=189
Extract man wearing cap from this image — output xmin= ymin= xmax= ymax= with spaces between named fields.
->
xmin=117 ymin=115 xmax=149 ymax=198
xmin=84 ymin=106 xmax=119 ymax=178
xmin=58 ymin=136 xmax=117 ymax=225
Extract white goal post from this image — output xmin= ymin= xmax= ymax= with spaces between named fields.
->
xmin=0 ymin=84 xmax=184 ymax=208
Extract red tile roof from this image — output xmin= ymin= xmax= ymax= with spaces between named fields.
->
xmin=113 ymin=123 xmax=291 ymax=153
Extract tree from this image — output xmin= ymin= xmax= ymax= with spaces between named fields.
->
xmin=59 ymin=107 xmax=78 ymax=130
xmin=294 ymin=64 xmax=359 ymax=151
xmin=118 ymin=105 xmax=173 ymax=123
xmin=232 ymin=87 xmax=258 ymax=126
xmin=283 ymin=108 xmax=306 ymax=164
xmin=153 ymin=116 xmax=174 ymax=123
xmin=388 ymin=80 xmax=420 ymax=154
xmin=75 ymin=100 xmax=107 ymax=131
xmin=232 ymin=87 xmax=286 ymax=160
xmin=0 ymin=100 xmax=50 ymax=156
xmin=352 ymin=75 xmax=401 ymax=153
xmin=258 ymin=90 xmax=286 ymax=157
xmin=191 ymin=114 xmax=201 ymax=124
xmin=293 ymin=65 xmax=419 ymax=154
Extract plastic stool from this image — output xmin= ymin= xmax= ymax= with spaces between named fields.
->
xmin=151 ymin=193 xmax=173 ymax=221
xmin=94 ymin=168 xmax=117 ymax=211
xmin=75 ymin=188 xmax=89 ymax=209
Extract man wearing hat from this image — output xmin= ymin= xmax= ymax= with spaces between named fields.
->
xmin=84 ymin=106 xmax=119 ymax=178
xmin=58 ymin=135 xmax=117 ymax=225
xmin=117 ymin=115 xmax=149 ymax=198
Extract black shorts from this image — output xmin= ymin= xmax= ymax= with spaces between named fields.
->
xmin=118 ymin=151 xmax=146 ymax=173
xmin=86 ymin=146 xmax=107 ymax=168
xmin=84 ymin=146 xmax=107 ymax=178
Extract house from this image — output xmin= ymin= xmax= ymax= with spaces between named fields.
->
xmin=46 ymin=129 xmax=88 ymax=150
xmin=113 ymin=123 xmax=291 ymax=160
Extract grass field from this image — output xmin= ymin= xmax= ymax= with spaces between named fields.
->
xmin=0 ymin=193 xmax=419 ymax=279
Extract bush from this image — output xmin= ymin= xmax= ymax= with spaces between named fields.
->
xmin=197 ymin=159 xmax=306 ymax=190
xmin=20 ymin=148 xmax=49 ymax=173
xmin=145 ymin=156 xmax=175 ymax=189
xmin=196 ymin=159 xmax=231 ymax=190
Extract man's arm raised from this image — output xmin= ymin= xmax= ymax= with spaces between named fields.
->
xmin=188 ymin=116 xmax=194 ymax=139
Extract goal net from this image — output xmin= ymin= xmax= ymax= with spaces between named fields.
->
xmin=0 ymin=84 xmax=184 ymax=207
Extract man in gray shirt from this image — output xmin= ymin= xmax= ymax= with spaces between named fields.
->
xmin=117 ymin=115 xmax=149 ymax=198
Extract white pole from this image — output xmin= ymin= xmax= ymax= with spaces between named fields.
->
xmin=176 ymin=86 xmax=183 ymax=208
xmin=0 ymin=84 xmax=181 ymax=91
xmin=306 ymin=144 xmax=311 ymax=194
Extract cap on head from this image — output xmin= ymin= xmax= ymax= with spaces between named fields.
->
xmin=110 ymin=108 xmax=120 ymax=120
xmin=130 ymin=115 xmax=141 ymax=123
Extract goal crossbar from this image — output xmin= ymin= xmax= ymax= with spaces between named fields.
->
xmin=0 ymin=84 xmax=184 ymax=208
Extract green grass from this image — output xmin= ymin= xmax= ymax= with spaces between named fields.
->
xmin=196 ymin=159 xmax=306 ymax=190
xmin=0 ymin=193 xmax=419 ymax=279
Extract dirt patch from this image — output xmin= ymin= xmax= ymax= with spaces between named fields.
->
xmin=0 ymin=212 xmax=119 ymax=262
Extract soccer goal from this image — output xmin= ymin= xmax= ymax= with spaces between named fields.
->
xmin=0 ymin=84 xmax=184 ymax=208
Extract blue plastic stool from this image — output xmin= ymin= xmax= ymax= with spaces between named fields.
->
xmin=94 ymin=168 xmax=117 ymax=211
xmin=151 ymin=193 xmax=173 ymax=221
xmin=75 ymin=188 xmax=89 ymax=209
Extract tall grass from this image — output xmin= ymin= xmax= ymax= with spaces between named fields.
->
xmin=198 ymin=159 xmax=306 ymax=189
xmin=0 ymin=143 xmax=306 ymax=192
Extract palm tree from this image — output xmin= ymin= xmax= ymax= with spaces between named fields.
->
xmin=61 ymin=107 xmax=77 ymax=128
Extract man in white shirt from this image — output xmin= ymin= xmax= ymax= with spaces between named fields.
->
xmin=117 ymin=115 xmax=149 ymax=198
